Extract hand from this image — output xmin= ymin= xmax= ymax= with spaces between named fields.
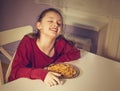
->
xmin=44 ymin=72 xmax=63 ymax=87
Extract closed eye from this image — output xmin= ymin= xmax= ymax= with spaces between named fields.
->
xmin=48 ymin=20 xmax=62 ymax=26
xmin=48 ymin=21 xmax=53 ymax=23
xmin=57 ymin=22 xmax=62 ymax=26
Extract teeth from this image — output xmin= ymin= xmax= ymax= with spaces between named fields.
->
xmin=50 ymin=28 xmax=57 ymax=32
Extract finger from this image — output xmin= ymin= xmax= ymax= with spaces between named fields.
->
xmin=47 ymin=81 xmax=55 ymax=87
xmin=52 ymin=76 xmax=61 ymax=85
xmin=49 ymin=81 xmax=54 ymax=87
xmin=44 ymin=77 xmax=57 ymax=86
xmin=51 ymin=72 xmax=61 ymax=77
xmin=51 ymin=79 xmax=58 ymax=86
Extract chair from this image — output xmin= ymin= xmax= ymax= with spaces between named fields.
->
xmin=0 ymin=25 xmax=33 ymax=83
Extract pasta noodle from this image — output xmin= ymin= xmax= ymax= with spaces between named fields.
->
xmin=47 ymin=63 xmax=78 ymax=78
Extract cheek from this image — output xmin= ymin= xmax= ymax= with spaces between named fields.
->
xmin=41 ymin=24 xmax=48 ymax=30
xmin=57 ymin=28 xmax=62 ymax=35
xmin=59 ymin=27 xmax=62 ymax=32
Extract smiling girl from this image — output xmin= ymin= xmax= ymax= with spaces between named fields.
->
xmin=8 ymin=8 xmax=80 ymax=87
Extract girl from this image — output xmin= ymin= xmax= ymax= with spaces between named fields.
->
xmin=8 ymin=8 xmax=80 ymax=87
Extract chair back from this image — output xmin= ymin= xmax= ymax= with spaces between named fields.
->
xmin=0 ymin=25 xmax=33 ymax=83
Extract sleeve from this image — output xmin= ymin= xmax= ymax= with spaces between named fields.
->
xmin=8 ymin=36 xmax=48 ymax=82
xmin=55 ymin=38 xmax=81 ymax=63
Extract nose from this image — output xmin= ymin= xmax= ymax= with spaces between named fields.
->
xmin=53 ymin=22 xmax=58 ymax=28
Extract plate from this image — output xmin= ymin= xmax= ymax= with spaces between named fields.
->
xmin=47 ymin=63 xmax=80 ymax=79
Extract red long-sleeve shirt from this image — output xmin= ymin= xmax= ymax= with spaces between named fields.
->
xmin=8 ymin=35 xmax=80 ymax=82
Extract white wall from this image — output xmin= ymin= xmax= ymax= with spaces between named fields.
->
xmin=60 ymin=0 xmax=120 ymax=61
xmin=63 ymin=0 xmax=120 ymax=17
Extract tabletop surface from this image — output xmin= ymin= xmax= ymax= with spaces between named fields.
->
xmin=0 ymin=50 xmax=120 ymax=91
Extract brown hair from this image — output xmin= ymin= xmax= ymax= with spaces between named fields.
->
xmin=27 ymin=8 xmax=76 ymax=47
xmin=27 ymin=8 xmax=63 ymax=38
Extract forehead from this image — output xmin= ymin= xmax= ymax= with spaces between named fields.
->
xmin=44 ymin=11 xmax=62 ymax=20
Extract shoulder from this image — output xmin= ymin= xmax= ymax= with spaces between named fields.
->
xmin=19 ymin=35 xmax=36 ymax=46
xmin=55 ymin=35 xmax=76 ymax=53
xmin=56 ymin=36 xmax=66 ymax=45
xmin=22 ymin=34 xmax=36 ymax=42
xmin=56 ymin=35 xmax=74 ymax=46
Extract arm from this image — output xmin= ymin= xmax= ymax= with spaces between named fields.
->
xmin=55 ymin=38 xmax=81 ymax=63
xmin=8 ymin=36 xmax=48 ymax=82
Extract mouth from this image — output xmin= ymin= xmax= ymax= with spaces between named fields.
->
xmin=50 ymin=28 xmax=58 ymax=32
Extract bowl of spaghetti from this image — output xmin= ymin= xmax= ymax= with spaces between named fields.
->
xmin=47 ymin=63 xmax=80 ymax=79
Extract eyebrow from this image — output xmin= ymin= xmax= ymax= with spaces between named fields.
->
xmin=47 ymin=17 xmax=62 ymax=21
xmin=48 ymin=17 xmax=53 ymax=19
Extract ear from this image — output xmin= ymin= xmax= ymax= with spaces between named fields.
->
xmin=36 ymin=22 xmax=42 ymax=30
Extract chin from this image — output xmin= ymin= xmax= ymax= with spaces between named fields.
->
xmin=50 ymin=32 xmax=60 ymax=37
xmin=48 ymin=34 xmax=57 ymax=38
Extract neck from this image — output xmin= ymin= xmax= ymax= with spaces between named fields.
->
xmin=39 ymin=36 xmax=55 ymax=47
xmin=36 ymin=36 xmax=55 ymax=56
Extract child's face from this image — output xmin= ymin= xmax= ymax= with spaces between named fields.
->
xmin=37 ymin=11 xmax=63 ymax=39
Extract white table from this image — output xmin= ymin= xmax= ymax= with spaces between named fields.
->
xmin=0 ymin=50 xmax=120 ymax=91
